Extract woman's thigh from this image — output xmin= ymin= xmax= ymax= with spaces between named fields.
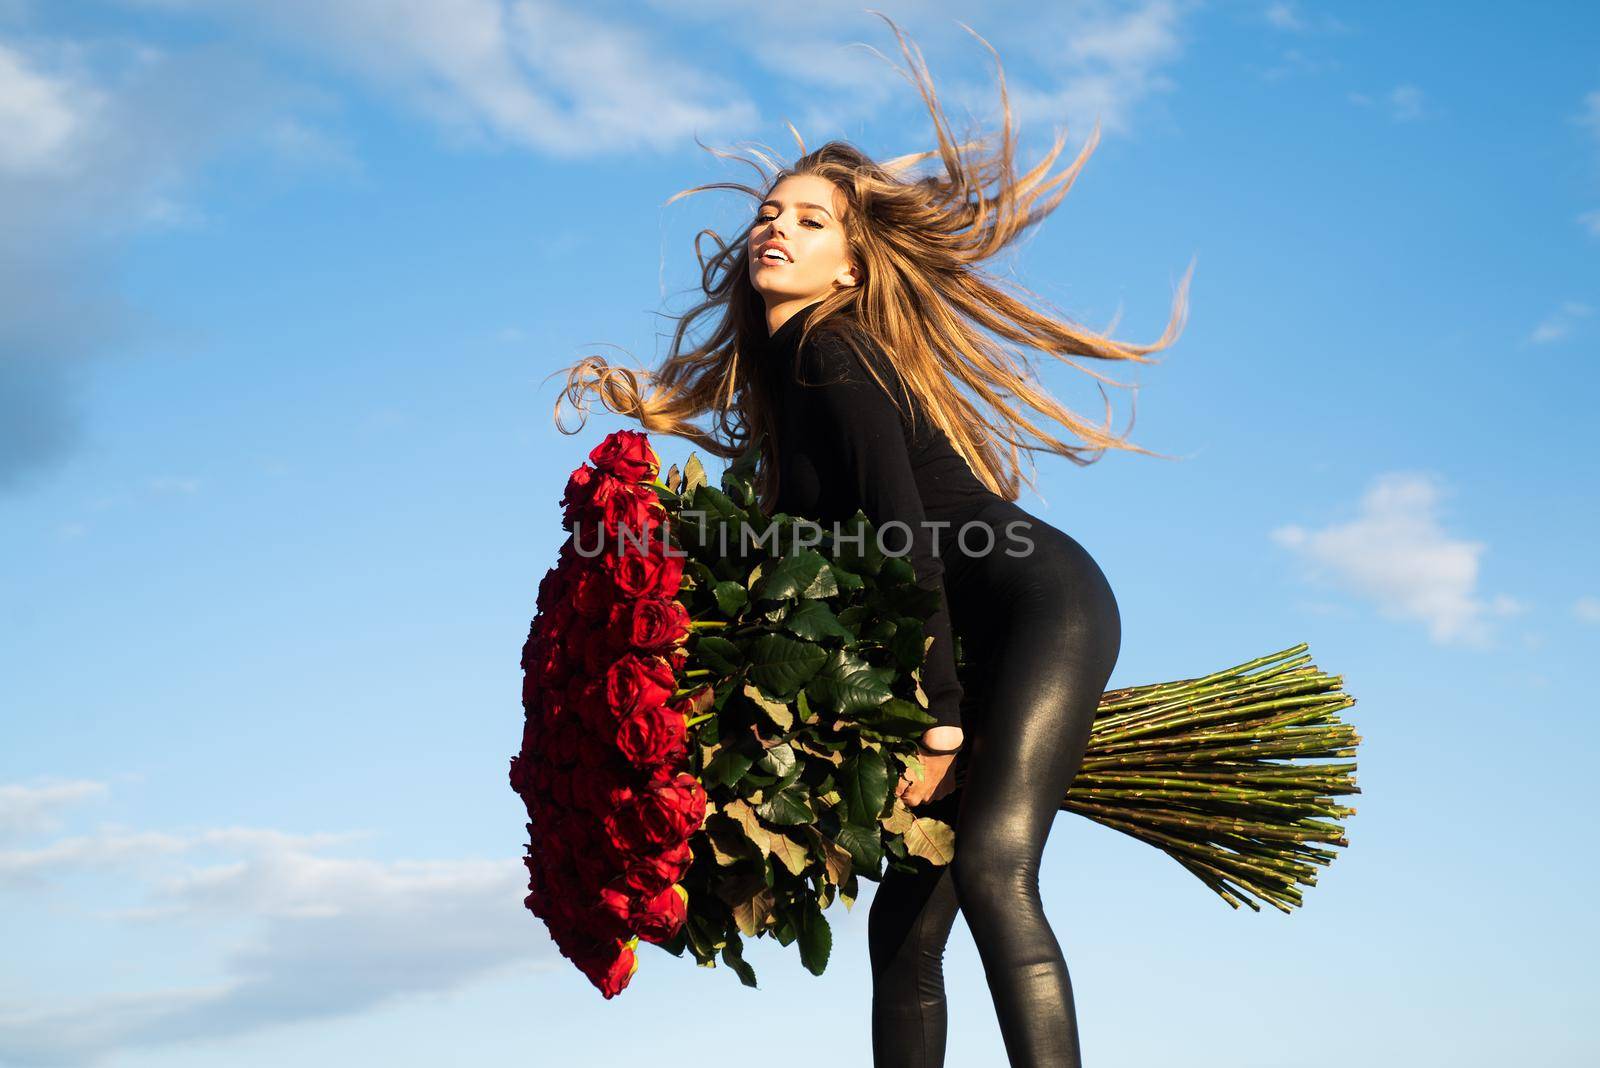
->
xmin=947 ymin=509 xmax=1122 ymax=887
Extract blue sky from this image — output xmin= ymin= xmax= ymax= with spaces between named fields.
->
xmin=2 ymin=1 xmax=1597 ymax=1064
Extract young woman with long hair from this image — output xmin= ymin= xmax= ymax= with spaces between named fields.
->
xmin=555 ymin=15 xmax=1190 ymax=1067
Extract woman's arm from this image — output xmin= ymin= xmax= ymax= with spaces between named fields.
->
xmin=795 ymin=334 xmax=965 ymax=739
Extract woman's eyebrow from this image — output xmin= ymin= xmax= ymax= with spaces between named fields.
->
xmin=759 ymin=199 xmax=835 ymax=219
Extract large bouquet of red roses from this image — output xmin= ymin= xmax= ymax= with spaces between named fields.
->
xmin=511 ymin=429 xmax=960 ymax=996
xmin=512 ymin=430 xmax=1363 ymax=999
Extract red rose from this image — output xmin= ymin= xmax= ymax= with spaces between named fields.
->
xmin=541 ymin=687 xmax=568 ymax=725
xmin=615 ymin=701 xmax=688 ymax=770
xmin=608 ymin=597 xmax=690 ymax=653
xmin=575 ymin=729 xmax=622 ymax=771
xmin=569 ymin=937 xmax=639 ymax=999
xmin=589 ymin=429 xmax=660 ymax=482
xmin=560 ymin=465 xmax=597 ymax=527
xmin=603 ymin=772 xmax=707 ymax=854
xmin=604 ymin=654 xmax=677 ymax=720
xmin=600 ymin=482 xmax=667 ymax=538
xmin=527 ymin=635 xmax=569 ymax=691
xmin=572 ymin=770 xmax=634 ymax=815
xmin=550 ymin=767 xmax=576 ymax=808
xmin=595 ymin=881 xmax=636 ymax=939
xmin=582 ymin=626 xmax=615 ymax=676
xmin=571 ymin=568 xmax=613 ymax=621
xmin=623 ymin=839 xmax=692 ymax=896
xmin=548 ymin=718 xmax=582 ymax=766
xmin=633 ymin=883 xmax=689 ymax=944
xmin=609 ymin=545 xmax=685 ymax=600
xmin=536 ymin=565 xmax=567 ymax=609
xmin=562 ymin=473 xmax=635 ymax=542
xmin=660 ymin=772 xmax=709 ymax=838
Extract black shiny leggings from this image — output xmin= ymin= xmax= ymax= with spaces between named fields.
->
xmin=868 ymin=499 xmax=1122 ymax=1067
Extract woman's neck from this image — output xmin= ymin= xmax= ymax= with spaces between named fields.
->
xmin=764 ymin=296 xmax=827 ymax=338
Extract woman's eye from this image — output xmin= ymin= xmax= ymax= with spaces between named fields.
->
xmin=753 ymin=215 xmax=823 ymax=228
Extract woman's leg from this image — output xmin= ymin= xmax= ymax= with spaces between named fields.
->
xmin=868 ymin=798 xmax=962 ymax=1067
xmin=949 ymin=522 xmax=1122 ymax=1067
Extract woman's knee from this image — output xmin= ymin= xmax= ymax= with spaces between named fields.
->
xmin=951 ymin=831 xmax=1039 ymax=910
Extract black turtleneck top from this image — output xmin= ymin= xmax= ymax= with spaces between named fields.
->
xmin=758 ymin=300 xmax=1006 ymax=731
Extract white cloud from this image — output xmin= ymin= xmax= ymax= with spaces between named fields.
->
xmin=0 ymin=779 xmax=108 ymax=838
xmin=1348 ymin=83 xmax=1428 ymax=123
xmin=1261 ymin=2 xmax=1348 ymax=35
xmin=1526 ymin=300 xmax=1592 ymax=345
xmin=125 ymin=0 xmax=758 ymax=157
xmin=0 ymin=39 xmax=104 ymax=176
xmin=1256 ymin=46 xmax=1339 ymax=82
xmin=998 ymin=0 xmax=1191 ymax=139
xmin=0 ymin=780 xmax=544 ymax=1066
xmin=1575 ymin=595 xmax=1600 ymax=624
xmin=1270 ymin=472 xmax=1510 ymax=648
xmin=1263 ymin=2 xmax=1304 ymax=31
xmin=636 ymin=1 xmax=1195 ymax=149
xmin=0 ymin=30 xmax=329 ymax=495
xmin=1388 ymin=83 xmax=1425 ymax=122
xmin=3 ymin=1 xmax=1195 ymax=494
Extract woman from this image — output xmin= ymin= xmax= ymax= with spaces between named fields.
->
xmin=557 ymin=17 xmax=1189 ymax=1066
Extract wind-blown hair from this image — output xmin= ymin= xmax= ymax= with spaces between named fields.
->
xmin=553 ymin=13 xmax=1192 ymax=513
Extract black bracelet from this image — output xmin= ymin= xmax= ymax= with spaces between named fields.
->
xmin=917 ymin=741 xmax=963 ymax=756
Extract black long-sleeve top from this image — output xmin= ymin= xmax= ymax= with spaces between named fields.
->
xmin=757 ymin=299 xmax=1006 ymax=730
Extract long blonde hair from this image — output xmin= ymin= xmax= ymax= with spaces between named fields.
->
xmin=553 ymin=13 xmax=1192 ymax=513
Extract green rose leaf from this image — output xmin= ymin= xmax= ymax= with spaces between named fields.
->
xmin=795 ymin=897 xmax=832 ymax=976
xmin=713 ymin=581 xmax=749 ymax=615
xmin=783 ymin=600 xmax=855 ymax=644
xmin=720 ymin=930 xmax=759 ymax=988
xmin=754 ymin=550 xmax=827 ymax=602
xmin=837 ymin=747 xmax=890 ymax=826
xmin=805 ymin=647 xmax=894 ymax=717
xmin=756 ymin=784 xmax=816 ymax=826
xmin=694 ymin=635 xmax=744 ymax=675
xmin=833 ymin=821 xmax=885 ymax=874
xmin=746 ymin=633 xmax=829 ymax=697
xmin=856 ymin=696 xmax=939 ymax=734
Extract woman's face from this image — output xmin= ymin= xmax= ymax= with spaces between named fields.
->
xmin=747 ymin=173 xmax=859 ymax=310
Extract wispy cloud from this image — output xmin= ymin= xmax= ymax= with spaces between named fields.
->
xmin=0 ymin=780 xmax=109 ymax=838
xmin=1348 ymin=83 xmax=1427 ymax=122
xmin=0 ymin=30 xmax=330 ymax=495
xmin=642 ymin=1 xmax=1197 ymax=149
xmin=992 ymin=0 xmax=1193 ymax=139
xmin=124 ymin=0 xmax=759 ymax=157
xmin=0 ymin=779 xmax=541 ymax=1066
xmin=1270 ymin=472 xmax=1515 ymax=648
xmin=1525 ymin=300 xmax=1592 ymax=344
xmin=1575 ymin=595 xmax=1600 ymax=624
xmin=1255 ymin=46 xmax=1339 ymax=82
xmin=3 ymin=2 xmax=1196 ymax=495
xmin=1261 ymin=1 xmax=1349 ymax=35
xmin=1574 ymin=89 xmax=1600 ymax=238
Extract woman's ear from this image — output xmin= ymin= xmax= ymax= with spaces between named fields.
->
xmin=837 ymin=261 xmax=860 ymax=288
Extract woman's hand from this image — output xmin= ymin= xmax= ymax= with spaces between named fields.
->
xmin=895 ymin=728 xmax=964 ymax=807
